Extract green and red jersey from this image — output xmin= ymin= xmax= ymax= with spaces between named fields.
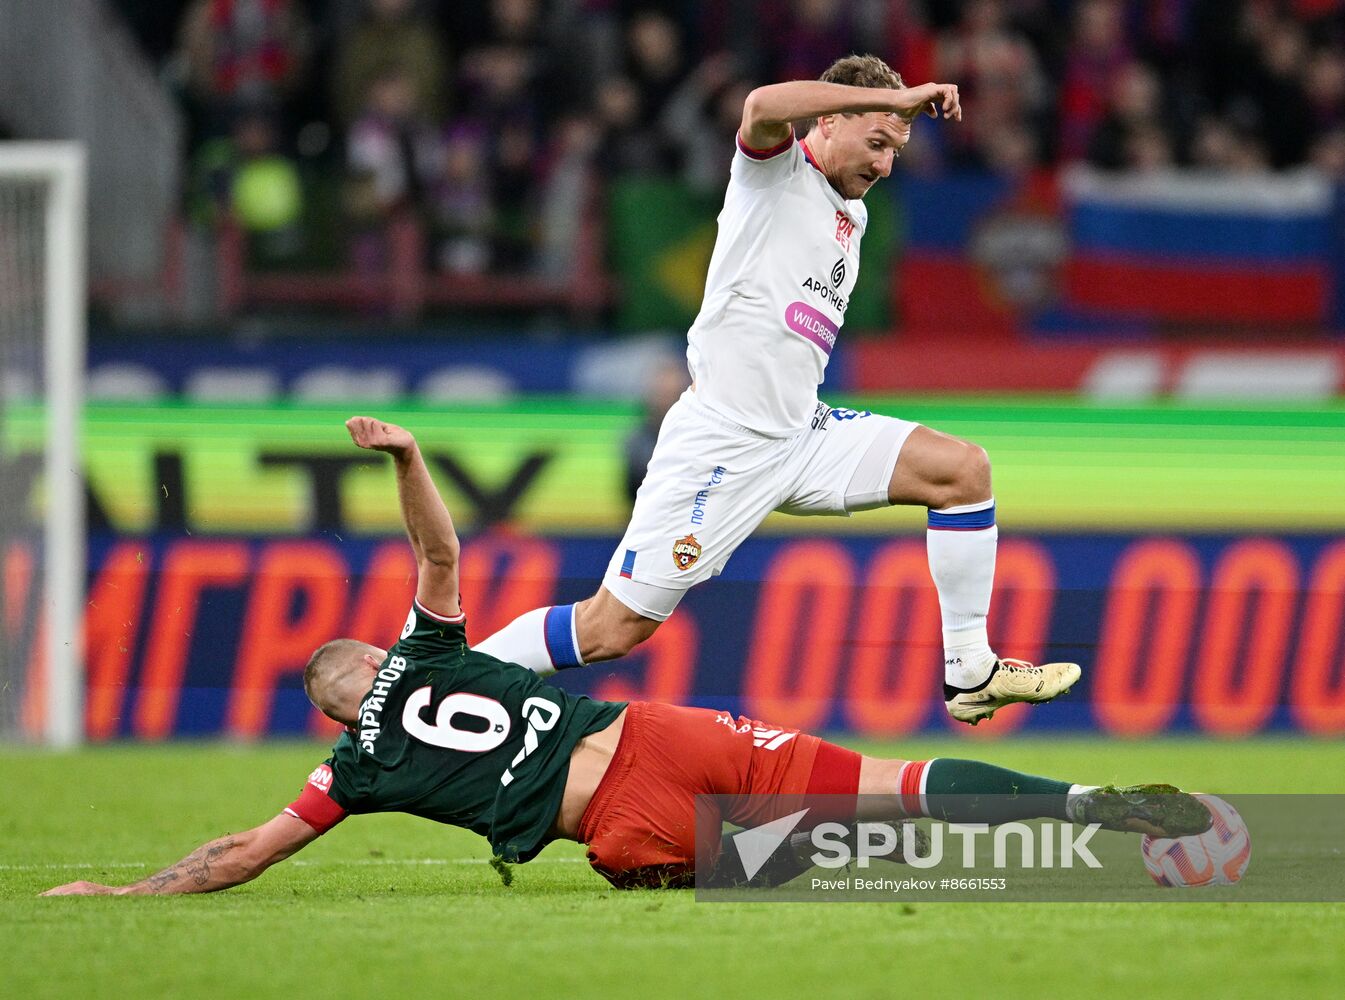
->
xmin=286 ymin=600 xmax=626 ymax=862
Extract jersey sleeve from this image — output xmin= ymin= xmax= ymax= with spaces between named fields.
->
xmin=731 ymin=127 xmax=800 ymax=189
xmin=284 ymin=762 xmax=348 ymax=834
xmin=393 ymin=598 xmax=468 ymax=658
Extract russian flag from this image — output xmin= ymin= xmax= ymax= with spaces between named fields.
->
xmin=1062 ymin=166 xmax=1337 ymax=328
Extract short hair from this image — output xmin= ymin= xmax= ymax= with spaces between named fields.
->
xmin=304 ymin=638 xmax=374 ymax=719
xmin=804 ymin=54 xmax=905 ymax=134
xmin=821 ymin=53 xmax=904 ymax=91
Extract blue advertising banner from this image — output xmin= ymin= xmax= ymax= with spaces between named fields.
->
xmin=10 ymin=531 xmax=1339 ymax=741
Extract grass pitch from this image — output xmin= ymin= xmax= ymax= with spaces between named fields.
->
xmin=3 ymin=738 xmax=1343 ymax=999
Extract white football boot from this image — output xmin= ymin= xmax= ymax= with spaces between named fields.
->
xmin=944 ymin=658 xmax=1082 ymax=726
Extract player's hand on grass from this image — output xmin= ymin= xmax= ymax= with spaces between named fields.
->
xmin=41 ymin=881 xmax=120 ymax=896
xmin=346 ymin=416 xmax=416 ymax=458
xmin=894 ymin=82 xmax=961 ymax=122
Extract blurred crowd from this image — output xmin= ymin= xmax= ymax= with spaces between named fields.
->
xmin=113 ymin=0 xmax=1345 ymax=274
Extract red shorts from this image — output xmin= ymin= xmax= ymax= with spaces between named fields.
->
xmin=576 ymin=701 xmax=861 ymax=888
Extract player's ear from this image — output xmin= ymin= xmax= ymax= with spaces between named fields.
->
xmin=362 ymin=653 xmax=383 ymax=670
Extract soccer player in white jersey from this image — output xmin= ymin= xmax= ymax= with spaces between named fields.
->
xmin=477 ymin=55 xmax=1080 ymax=725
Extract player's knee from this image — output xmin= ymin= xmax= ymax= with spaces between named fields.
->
xmin=962 ymin=442 xmax=992 ymax=496
xmin=576 ymin=596 xmax=660 ymax=661
xmin=937 ymin=441 xmax=992 ymax=508
xmin=601 ymin=616 xmax=658 ymax=659
xmin=856 ymin=756 xmax=907 ymax=799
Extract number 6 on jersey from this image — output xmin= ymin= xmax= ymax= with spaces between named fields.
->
xmin=402 ymin=688 xmax=512 ymax=753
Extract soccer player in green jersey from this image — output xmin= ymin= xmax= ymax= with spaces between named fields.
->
xmin=44 ymin=418 xmax=1210 ymax=896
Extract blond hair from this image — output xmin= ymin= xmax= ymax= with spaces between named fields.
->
xmin=821 ymin=53 xmax=904 ymax=90
xmin=304 ymin=638 xmax=377 ymax=722
xmin=804 ymin=54 xmax=905 ymax=134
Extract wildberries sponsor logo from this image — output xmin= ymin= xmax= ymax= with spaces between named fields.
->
xmin=784 ymin=301 xmax=839 ymax=355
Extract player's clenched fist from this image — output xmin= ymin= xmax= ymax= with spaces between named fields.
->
xmin=346 ymin=416 xmax=416 ymax=457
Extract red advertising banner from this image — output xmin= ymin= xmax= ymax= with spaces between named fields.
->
xmin=7 ymin=533 xmax=1342 ymax=740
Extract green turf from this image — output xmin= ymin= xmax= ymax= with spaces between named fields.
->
xmin=3 ymin=738 xmax=1343 ymax=999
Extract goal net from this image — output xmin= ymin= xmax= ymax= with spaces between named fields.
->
xmin=0 ymin=142 xmax=86 ymax=746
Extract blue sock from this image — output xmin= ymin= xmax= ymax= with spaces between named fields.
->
xmin=543 ymin=604 xmax=585 ymax=670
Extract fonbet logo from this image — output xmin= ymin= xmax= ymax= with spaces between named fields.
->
xmin=729 ymin=809 xmax=1104 ymax=880
xmin=834 ymin=210 xmax=855 ymax=251
xmin=306 ymin=764 xmax=333 ymax=792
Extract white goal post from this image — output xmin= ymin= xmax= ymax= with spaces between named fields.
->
xmin=0 ymin=142 xmax=87 ymax=747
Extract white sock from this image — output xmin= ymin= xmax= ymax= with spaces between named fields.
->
xmin=927 ymin=499 xmax=999 ymax=690
xmin=473 ymin=604 xmax=584 ymax=678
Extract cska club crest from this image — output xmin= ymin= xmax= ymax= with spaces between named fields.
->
xmin=672 ymin=534 xmax=702 ymax=571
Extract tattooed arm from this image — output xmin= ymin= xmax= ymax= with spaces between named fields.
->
xmin=41 ymin=813 xmax=322 ymax=896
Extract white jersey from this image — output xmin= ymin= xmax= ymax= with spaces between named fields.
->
xmin=686 ymin=130 xmax=867 ymax=437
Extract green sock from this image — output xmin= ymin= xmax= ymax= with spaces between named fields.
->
xmin=923 ymin=758 xmax=1072 ymax=824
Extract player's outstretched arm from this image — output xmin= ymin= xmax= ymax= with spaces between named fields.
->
xmin=740 ymin=79 xmax=961 ymax=149
xmin=346 ymin=415 xmax=461 ymax=617
xmin=41 ymin=812 xmax=322 ymax=896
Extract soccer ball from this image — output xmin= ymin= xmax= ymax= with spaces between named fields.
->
xmin=1140 ymin=794 xmax=1250 ymax=887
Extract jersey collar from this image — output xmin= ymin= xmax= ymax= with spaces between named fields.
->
xmin=800 ymin=138 xmax=823 ymax=173
xmin=800 ymin=138 xmax=856 ymax=211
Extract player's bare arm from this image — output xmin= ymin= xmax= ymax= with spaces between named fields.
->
xmin=740 ymin=79 xmax=961 ymax=150
xmin=42 ymin=812 xmax=321 ymax=896
xmin=346 ymin=415 xmax=461 ymax=618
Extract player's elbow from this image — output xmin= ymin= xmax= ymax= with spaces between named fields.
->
xmin=420 ymin=535 xmax=460 ymax=569
xmin=742 ymin=87 xmax=774 ymax=127
xmin=237 ymin=839 xmax=301 ymax=884
xmin=208 ymin=833 xmax=272 ymax=887
xmin=229 ymin=856 xmax=266 ymax=885
xmin=245 ymin=845 xmax=287 ymax=877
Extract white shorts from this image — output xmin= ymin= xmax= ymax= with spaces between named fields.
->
xmin=603 ymin=389 xmax=919 ymax=620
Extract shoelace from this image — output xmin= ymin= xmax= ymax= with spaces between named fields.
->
xmin=997 ymin=658 xmax=1041 ymax=673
